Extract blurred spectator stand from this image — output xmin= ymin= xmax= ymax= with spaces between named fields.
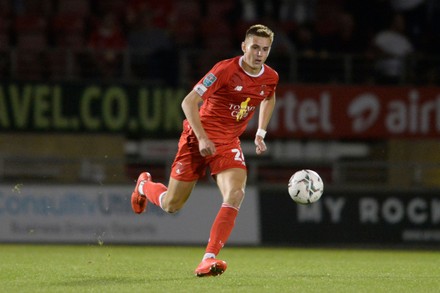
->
xmin=85 ymin=12 xmax=127 ymax=78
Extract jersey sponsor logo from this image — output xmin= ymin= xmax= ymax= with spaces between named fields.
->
xmin=202 ymin=73 xmax=217 ymax=87
xmin=236 ymin=97 xmax=251 ymax=121
xmin=229 ymin=98 xmax=256 ymax=121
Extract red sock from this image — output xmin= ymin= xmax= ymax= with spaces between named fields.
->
xmin=205 ymin=203 xmax=239 ymax=256
xmin=142 ymin=181 xmax=167 ymax=207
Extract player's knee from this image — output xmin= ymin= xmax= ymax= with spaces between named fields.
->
xmin=226 ymin=188 xmax=245 ymax=207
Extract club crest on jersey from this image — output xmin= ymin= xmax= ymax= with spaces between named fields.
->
xmin=203 ymin=73 xmax=217 ymax=87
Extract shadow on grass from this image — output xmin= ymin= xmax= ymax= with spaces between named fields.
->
xmin=53 ymin=275 xmax=188 ymax=287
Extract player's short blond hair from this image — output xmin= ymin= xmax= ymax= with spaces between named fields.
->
xmin=245 ymin=24 xmax=274 ymax=43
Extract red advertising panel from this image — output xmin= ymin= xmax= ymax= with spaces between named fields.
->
xmin=246 ymin=85 xmax=440 ymax=139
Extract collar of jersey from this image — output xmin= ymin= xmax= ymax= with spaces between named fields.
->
xmin=239 ymin=56 xmax=265 ymax=77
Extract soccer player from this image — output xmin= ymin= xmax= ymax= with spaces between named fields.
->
xmin=131 ymin=24 xmax=279 ymax=277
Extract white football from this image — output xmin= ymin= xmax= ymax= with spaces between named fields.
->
xmin=288 ymin=169 xmax=324 ymax=204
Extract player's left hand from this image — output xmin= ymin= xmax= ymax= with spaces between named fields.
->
xmin=255 ymin=135 xmax=267 ymax=155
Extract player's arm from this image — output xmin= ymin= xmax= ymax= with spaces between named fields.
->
xmin=255 ymin=94 xmax=276 ymax=155
xmin=181 ymin=90 xmax=216 ymax=157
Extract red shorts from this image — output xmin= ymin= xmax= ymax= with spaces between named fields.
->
xmin=170 ymin=132 xmax=247 ymax=181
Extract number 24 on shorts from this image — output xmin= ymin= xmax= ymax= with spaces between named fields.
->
xmin=232 ymin=148 xmax=245 ymax=166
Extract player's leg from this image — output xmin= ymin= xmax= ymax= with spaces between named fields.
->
xmin=159 ymin=177 xmax=196 ymax=213
xmin=206 ymin=168 xmax=246 ymax=255
xmin=132 ymin=173 xmax=196 ymax=214
xmin=195 ymin=167 xmax=246 ymax=277
xmin=215 ymin=168 xmax=247 ymax=208
xmin=132 ymin=131 xmax=202 ymax=214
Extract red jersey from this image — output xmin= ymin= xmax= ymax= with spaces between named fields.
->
xmin=189 ymin=56 xmax=279 ymax=144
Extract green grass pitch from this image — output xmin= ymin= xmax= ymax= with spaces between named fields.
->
xmin=1 ymin=244 xmax=439 ymax=293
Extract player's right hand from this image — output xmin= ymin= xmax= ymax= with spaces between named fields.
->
xmin=198 ymin=138 xmax=216 ymax=157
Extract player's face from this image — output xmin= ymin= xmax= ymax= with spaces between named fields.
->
xmin=241 ymin=35 xmax=272 ymax=74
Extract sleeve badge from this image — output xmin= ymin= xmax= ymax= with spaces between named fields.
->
xmin=202 ymin=73 xmax=217 ymax=87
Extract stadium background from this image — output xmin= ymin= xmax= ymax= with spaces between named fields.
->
xmin=0 ymin=0 xmax=439 ymax=247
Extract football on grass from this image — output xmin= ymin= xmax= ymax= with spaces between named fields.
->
xmin=288 ymin=169 xmax=324 ymax=204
